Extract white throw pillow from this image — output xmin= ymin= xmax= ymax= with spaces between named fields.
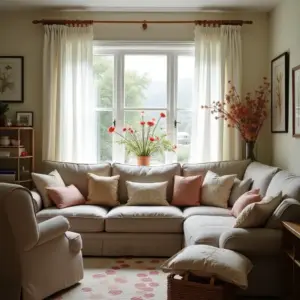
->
xmin=234 ymin=192 xmax=283 ymax=228
xmin=126 ymin=181 xmax=169 ymax=206
xmin=201 ymin=171 xmax=236 ymax=208
xmin=161 ymin=245 xmax=253 ymax=289
xmin=229 ymin=178 xmax=253 ymax=207
xmin=32 ymin=170 xmax=65 ymax=208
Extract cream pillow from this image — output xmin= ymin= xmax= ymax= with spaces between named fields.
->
xmin=161 ymin=245 xmax=253 ymax=289
xmin=126 ymin=181 xmax=169 ymax=206
xmin=201 ymin=171 xmax=236 ymax=208
xmin=234 ymin=192 xmax=283 ymax=228
xmin=32 ymin=170 xmax=65 ymax=208
xmin=86 ymin=173 xmax=120 ymax=207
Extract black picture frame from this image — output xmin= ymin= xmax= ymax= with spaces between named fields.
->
xmin=16 ymin=111 xmax=33 ymax=127
xmin=271 ymin=52 xmax=289 ymax=133
xmin=0 ymin=56 xmax=24 ymax=103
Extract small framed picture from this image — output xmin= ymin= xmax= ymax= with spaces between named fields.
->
xmin=16 ymin=111 xmax=33 ymax=127
xmin=292 ymin=65 xmax=300 ymax=137
xmin=271 ymin=52 xmax=289 ymax=133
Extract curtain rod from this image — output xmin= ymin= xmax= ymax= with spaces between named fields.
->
xmin=32 ymin=19 xmax=253 ymax=30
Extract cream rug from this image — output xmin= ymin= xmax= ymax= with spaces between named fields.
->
xmin=50 ymin=258 xmax=168 ymax=300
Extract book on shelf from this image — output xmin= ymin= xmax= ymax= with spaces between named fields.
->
xmin=0 ymin=170 xmax=16 ymax=182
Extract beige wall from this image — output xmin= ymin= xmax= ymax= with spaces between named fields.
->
xmin=269 ymin=0 xmax=300 ymax=174
xmin=0 ymin=10 xmax=269 ymax=170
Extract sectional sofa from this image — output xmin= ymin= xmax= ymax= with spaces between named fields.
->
xmin=29 ymin=159 xmax=300 ymax=297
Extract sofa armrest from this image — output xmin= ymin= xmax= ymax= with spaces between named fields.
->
xmin=30 ymin=189 xmax=43 ymax=213
xmin=37 ymin=216 xmax=70 ymax=246
xmin=219 ymin=228 xmax=282 ymax=256
xmin=266 ymin=198 xmax=300 ymax=229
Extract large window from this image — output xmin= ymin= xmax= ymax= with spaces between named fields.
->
xmin=93 ymin=42 xmax=194 ymax=164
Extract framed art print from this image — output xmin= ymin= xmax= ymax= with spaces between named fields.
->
xmin=16 ymin=111 xmax=33 ymax=127
xmin=0 ymin=56 xmax=24 ymax=103
xmin=271 ymin=52 xmax=289 ymax=133
xmin=292 ymin=65 xmax=300 ymax=137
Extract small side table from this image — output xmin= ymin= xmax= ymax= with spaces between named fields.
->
xmin=282 ymin=221 xmax=300 ymax=300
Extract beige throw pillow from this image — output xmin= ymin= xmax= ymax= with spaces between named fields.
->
xmin=32 ymin=170 xmax=66 ymax=208
xmin=234 ymin=192 xmax=283 ymax=228
xmin=126 ymin=181 xmax=169 ymax=206
xmin=161 ymin=245 xmax=253 ymax=289
xmin=86 ymin=174 xmax=120 ymax=207
xmin=201 ymin=171 xmax=236 ymax=208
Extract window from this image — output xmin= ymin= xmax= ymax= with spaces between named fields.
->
xmin=93 ymin=42 xmax=194 ymax=164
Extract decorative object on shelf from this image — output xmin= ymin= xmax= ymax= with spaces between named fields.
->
xmin=271 ymin=52 xmax=289 ymax=133
xmin=108 ymin=112 xmax=176 ymax=166
xmin=202 ymin=78 xmax=270 ymax=161
xmin=292 ymin=65 xmax=300 ymax=137
xmin=0 ymin=101 xmax=9 ymax=126
xmin=10 ymin=139 xmax=21 ymax=146
xmin=16 ymin=111 xmax=33 ymax=127
xmin=0 ymin=56 xmax=24 ymax=103
xmin=0 ymin=136 xmax=10 ymax=146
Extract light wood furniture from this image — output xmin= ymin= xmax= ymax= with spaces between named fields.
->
xmin=0 ymin=127 xmax=34 ymax=188
xmin=282 ymin=221 xmax=300 ymax=300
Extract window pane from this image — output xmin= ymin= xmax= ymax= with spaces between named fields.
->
xmin=94 ymin=55 xmax=114 ymax=108
xmin=124 ymin=110 xmax=167 ymax=164
xmin=97 ymin=111 xmax=113 ymax=161
xmin=124 ymin=55 xmax=167 ymax=108
xmin=177 ymin=111 xmax=192 ymax=163
xmin=177 ymin=56 xmax=194 ymax=109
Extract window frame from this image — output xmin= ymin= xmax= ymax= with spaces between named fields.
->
xmin=93 ymin=41 xmax=194 ymax=163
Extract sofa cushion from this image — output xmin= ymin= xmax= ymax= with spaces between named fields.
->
xmin=266 ymin=170 xmax=300 ymax=201
xmin=43 ymin=160 xmax=111 ymax=197
xmin=182 ymin=159 xmax=250 ymax=180
xmin=112 ymin=163 xmax=181 ymax=203
xmin=243 ymin=162 xmax=279 ymax=196
xmin=36 ymin=205 xmax=108 ymax=233
xmin=184 ymin=216 xmax=235 ymax=247
xmin=183 ymin=206 xmax=231 ymax=218
xmin=105 ymin=206 xmax=183 ymax=233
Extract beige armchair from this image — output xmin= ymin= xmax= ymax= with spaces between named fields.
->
xmin=0 ymin=183 xmax=84 ymax=300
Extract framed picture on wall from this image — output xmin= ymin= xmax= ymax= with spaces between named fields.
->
xmin=271 ymin=52 xmax=289 ymax=133
xmin=292 ymin=65 xmax=300 ymax=137
xmin=0 ymin=56 xmax=24 ymax=103
xmin=16 ymin=111 xmax=33 ymax=127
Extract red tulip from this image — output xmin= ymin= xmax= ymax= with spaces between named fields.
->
xmin=160 ymin=112 xmax=166 ymax=118
xmin=122 ymin=127 xmax=127 ymax=132
xmin=108 ymin=126 xmax=115 ymax=133
xmin=140 ymin=121 xmax=145 ymax=126
xmin=149 ymin=137 xmax=155 ymax=142
xmin=147 ymin=121 xmax=155 ymax=127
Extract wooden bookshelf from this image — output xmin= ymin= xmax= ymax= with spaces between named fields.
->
xmin=0 ymin=127 xmax=34 ymax=188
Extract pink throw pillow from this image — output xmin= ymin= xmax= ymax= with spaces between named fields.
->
xmin=171 ymin=175 xmax=203 ymax=206
xmin=46 ymin=184 xmax=85 ymax=209
xmin=231 ymin=189 xmax=261 ymax=217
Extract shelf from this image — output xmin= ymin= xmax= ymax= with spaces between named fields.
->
xmin=0 ymin=146 xmax=24 ymax=148
xmin=0 ymin=156 xmax=33 ymax=159
xmin=0 ymin=127 xmax=33 ymax=130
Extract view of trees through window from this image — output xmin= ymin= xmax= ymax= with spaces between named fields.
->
xmin=93 ymin=46 xmax=194 ymax=164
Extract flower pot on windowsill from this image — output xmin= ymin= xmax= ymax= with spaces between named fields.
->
xmin=137 ymin=156 xmax=150 ymax=166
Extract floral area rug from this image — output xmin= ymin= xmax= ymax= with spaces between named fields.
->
xmin=50 ymin=258 xmax=168 ymax=300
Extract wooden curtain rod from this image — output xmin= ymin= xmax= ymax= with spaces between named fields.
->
xmin=32 ymin=19 xmax=253 ymax=30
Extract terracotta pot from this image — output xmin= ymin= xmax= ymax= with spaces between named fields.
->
xmin=137 ymin=156 xmax=150 ymax=166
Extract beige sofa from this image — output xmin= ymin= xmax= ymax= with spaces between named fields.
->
xmin=31 ymin=159 xmax=300 ymax=297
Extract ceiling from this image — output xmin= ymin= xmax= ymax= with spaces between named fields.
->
xmin=0 ymin=0 xmax=281 ymax=12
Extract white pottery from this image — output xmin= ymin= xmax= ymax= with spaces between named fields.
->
xmin=0 ymin=136 xmax=10 ymax=146
xmin=11 ymin=139 xmax=21 ymax=146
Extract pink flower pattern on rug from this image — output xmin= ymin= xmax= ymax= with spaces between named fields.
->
xmin=50 ymin=258 xmax=167 ymax=300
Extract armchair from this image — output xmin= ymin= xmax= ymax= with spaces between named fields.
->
xmin=0 ymin=183 xmax=83 ymax=300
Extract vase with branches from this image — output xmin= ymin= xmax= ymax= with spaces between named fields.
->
xmin=202 ymin=78 xmax=270 ymax=160
xmin=108 ymin=112 xmax=176 ymax=166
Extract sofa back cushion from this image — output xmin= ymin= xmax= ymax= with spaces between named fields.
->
xmin=182 ymin=159 xmax=251 ymax=180
xmin=266 ymin=170 xmax=300 ymax=201
xmin=112 ymin=163 xmax=181 ymax=203
xmin=43 ymin=160 xmax=111 ymax=197
xmin=243 ymin=162 xmax=279 ymax=196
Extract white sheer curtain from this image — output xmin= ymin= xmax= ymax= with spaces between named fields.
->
xmin=190 ymin=25 xmax=242 ymax=163
xmin=43 ymin=25 xmax=97 ymax=163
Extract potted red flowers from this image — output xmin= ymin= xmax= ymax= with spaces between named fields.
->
xmin=108 ymin=112 xmax=175 ymax=166
xmin=202 ymin=78 xmax=270 ymax=160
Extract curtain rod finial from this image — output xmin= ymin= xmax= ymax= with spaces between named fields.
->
xmin=142 ymin=21 xmax=147 ymax=30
